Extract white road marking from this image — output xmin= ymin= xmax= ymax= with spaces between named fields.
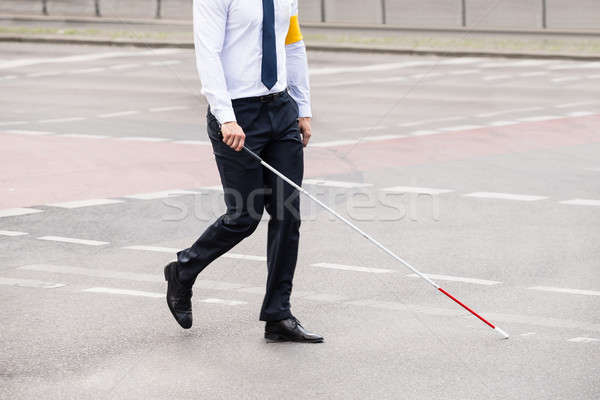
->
xmin=148 ymin=60 xmax=181 ymax=66
xmin=363 ymin=134 xmax=408 ymax=141
xmin=200 ymin=298 xmax=247 ymax=306
xmin=148 ymin=105 xmax=190 ymax=112
xmin=565 ymin=111 xmax=596 ymax=117
xmin=311 ymin=262 xmax=394 ymax=274
xmin=480 ymin=60 xmax=550 ymax=68
xmin=222 ymin=253 xmax=266 ymax=262
xmin=587 ymin=74 xmax=600 ymax=79
xmin=122 ymin=244 xmax=264 ymax=261
xmin=439 ymin=58 xmax=482 ymax=65
xmin=172 ymin=140 xmax=210 ymax=145
xmin=488 ymin=120 xmax=519 ymax=126
xmin=0 ymin=277 xmax=65 ymax=289
xmin=46 ymin=198 xmax=124 ymax=209
xmin=406 ymin=273 xmax=501 ymax=286
xmin=397 ymin=116 xmax=464 ymax=127
xmin=0 ymin=75 xmax=17 ymax=80
xmin=38 ymin=236 xmax=109 ymax=246
xmin=341 ymin=125 xmax=387 ymax=133
xmin=124 ymin=189 xmax=198 ymax=200
xmin=554 ymin=101 xmax=596 ymax=108
xmin=548 ymin=62 xmax=600 ymax=70
xmin=551 ymin=76 xmax=582 ymax=83
xmin=0 ymin=121 xmax=28 ymax=126
xmin=20 ymin=264 xmax=161 ymax=282
xmin=409 ymin=130 xmax=440 ymax=136
xmin=310 ymin=61 xmax=431 ymax=76
xmin=118 ymin=136 xmax=169 ymax=142
xmin=69 ymin=67 xmax=106 ymax=74
xmin=483 ymin=74 xmax=512 ymax=81
xmin=439 ymin=125 xmax=483 ymax=132
xmin=303 ymin=179 xmax=373 ymax=188
xmin=311 ymin=139 xmax=360 ymax=147
xmin=0 ymin=208 xmax=44 ymax=218
xmin=0 ymin=230 xmax=28 ymax=236
xmin=199 ymin=185 xmax=224 ymax=191
xmin=27 ymin=71 xmax=61 ymax=77
xmin=476 ymin=107 xmax=543 ymax=118
xmin=58 ymin=133 xmax=108 ymax=139
xmin=122 ymin=245 xmax=177 ymax=253
xmin=313 ymin=79 xmax=363 ymax=88
xmin=0 ymin=49 xmax=182 ymax=70
xmin=98 ymin=110 xmax=140 ymax=118
xmin=448 ymin=69 xmax=480 ymax=75
xmin=528 ymin=286 xmax=600 ymax=297
xmin=83 ymin=287 xmax=163 ymax=298
xmin=3 ymin=129 xmax=53 ymax=136
xmin=567 ymin=337 xmax=600 ymax=343
xmin=517 ymin=115 xmax=563 ymax=122
xmin=369 ymin=76 xmax=407 ymax=83
xmin=39 ymin=117 xmax=85 ymax=123
xmin=518 ymin=71 xmax=549 ymax=77
xmin=559 ymin=198 xmax=600 ymax=207
xmin=411 ymin=72 xmax=443 ymax=79
xmin=519 ymin=332 xmax=537 ymax=337
xmin=383 ymin=186 xmax=454 ymax=195
xmin=464 ymin=192 xmax=548 ymax=201
xmin=109 ymin=63 xmax=141 ymax=70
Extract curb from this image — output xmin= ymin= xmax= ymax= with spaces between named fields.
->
xmin=2 ymin=33 xmax=600 ymax=61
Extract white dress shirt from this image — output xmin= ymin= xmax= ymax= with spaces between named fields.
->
xmin=193 ymin=0 xmax=312 ymax=124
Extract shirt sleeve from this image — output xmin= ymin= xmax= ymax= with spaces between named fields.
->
xmin=285 ymin=0 xmax=312 ymax=118
xmin=193 ymin=0 xmax=236 ymax=124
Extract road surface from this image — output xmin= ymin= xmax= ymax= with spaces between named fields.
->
xmin=1 ymin=42 xmax=599 ymax=399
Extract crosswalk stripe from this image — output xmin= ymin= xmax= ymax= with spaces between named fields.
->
xmin=124 ymin=190 xmax=198 ymax=200
xmin=406 ymin=273 xmax=501 ymax=286
xmin=46 ymin=199 xmax=124 ymax=209
xmin=83 ymin=287 xmax=163 ymax=298
xmin=38 ymin=236 xmax=109 ymax=246
xmin=463 ymin=192 xmax=547 ymax=201
xmin=311 ymin=262 xmax=394 ymax=274
xmin=0 ymin=208 xmax=44 ymax=218
xmin=0 ymin=230 xmax=28 ymax=236
xmin=383 ymin=186 xmax=454 ymax=195
xmin=567 ymin=337 xmax=600 ymax=343
xmin=303 ymin=179 xmax=373 ymax=188
xmin=528 ymin=286 xmax=600 ymax=297
xmin=559 ymin=199 xmax=600 ymax=207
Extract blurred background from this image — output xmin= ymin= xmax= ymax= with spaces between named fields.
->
xmin=1 ymin=0 xmax=599 ymax=29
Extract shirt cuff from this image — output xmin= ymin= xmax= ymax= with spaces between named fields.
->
xmin=298 ymin=103 xmax=312 ymax=118
xmin=214 ymin=108 xmax=237 ymax=124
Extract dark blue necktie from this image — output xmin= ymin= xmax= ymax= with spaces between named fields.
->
xmin=261 ymin=0 xmax=277 ymax=89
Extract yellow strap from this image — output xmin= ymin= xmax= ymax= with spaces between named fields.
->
xmin=285 ymin=15 xmax=303 ymax=45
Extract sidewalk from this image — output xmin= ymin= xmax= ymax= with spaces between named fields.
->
xmin=2 ymin=14 xmax=600 ymax=60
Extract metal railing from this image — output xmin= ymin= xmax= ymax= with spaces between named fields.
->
xmin=31 ymin=0 xmax=576 ymax=30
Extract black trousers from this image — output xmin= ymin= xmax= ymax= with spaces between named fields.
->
xmin=177 ymin=91 xmax=304 ymax=322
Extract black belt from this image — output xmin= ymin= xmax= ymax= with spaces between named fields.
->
xmin=233 ymin=89 xmax=287 ymax=104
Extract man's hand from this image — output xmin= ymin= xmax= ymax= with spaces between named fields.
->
xmin=221 ymin=121 xmax=245 ymax=151
xmin=298 ymin=117 xmax=312 ymax=147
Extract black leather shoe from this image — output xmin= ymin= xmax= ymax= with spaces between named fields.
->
xmin=265 ymin=317 xmax=323 ymax=343
xmin=164 ymin=261 xmax=193 ymax=329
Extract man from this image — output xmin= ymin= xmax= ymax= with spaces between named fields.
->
xmin=163 ymin=0 xmax=323 ymax=343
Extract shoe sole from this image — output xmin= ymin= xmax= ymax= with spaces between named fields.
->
xmin=264 ymin=333 xmax=324 ymax=343
xmin=164 ymin=264 xmax=192 ymax=330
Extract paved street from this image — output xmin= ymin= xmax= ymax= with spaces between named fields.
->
xmin=1 ymin=43 xmax=600 ymax=399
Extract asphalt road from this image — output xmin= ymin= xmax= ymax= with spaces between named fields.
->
xmin=1 ymin=42 xmax=600 ymax=399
